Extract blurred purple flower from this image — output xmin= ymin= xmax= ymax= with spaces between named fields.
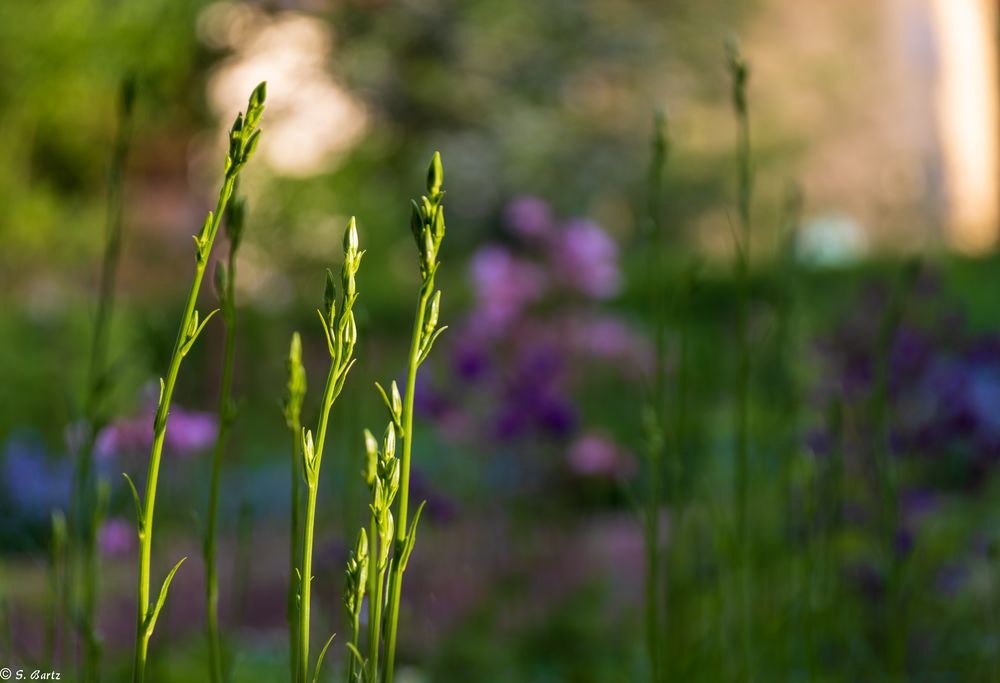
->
xmin=551 ymin=219 xmax=621 ymax=299
xmin=98 ymin=518 xmax=134 ymax=557
xmin=468 ymin=246 xmax=548 ymax=338
xmin=505 ymin=195 xmax=554 ymax=240
xmin=566 ymin=433 xmax=635 ymax=479
xmin=567 ymin=314 xmax=653 ymax=377
xmin=96 ymin=403 xmax=217 ymax=459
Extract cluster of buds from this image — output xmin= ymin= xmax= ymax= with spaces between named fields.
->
xmin=344 ymin=529 xmax=369 ymax=618
xmin=365 ymin=425 xmax=401 ymax=569
xmin=409 ymin=152 xmax=446 ymax=282
xmin=224 ymin=82 xmax=266 ymax=178
xmin=318 ymin=218 xmax=363 ymax=380
xmin=408 ymin=153 xmax=449 ymax=367
xmin=195 ymin=82 xmax=266 ymax=267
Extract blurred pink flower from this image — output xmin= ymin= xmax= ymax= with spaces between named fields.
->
xmin=468 ymin=246 xmax=548 ymax=337
xmin=98 ymin=518 xmax=134 ymax=557
xmin=552 ymin=219 xmax=621 ymax=299
xmin=568 ymin=314 xmax=654 ymax=376
xmin=96 ymin=403 xmax=217 ymax=459
xmin=505 ymin=195 xmax=554 ymax=240
xmin=567 ymin=433 xmax=635 ymax=478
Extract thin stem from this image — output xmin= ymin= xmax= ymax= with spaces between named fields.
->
xmin=288 ymin=425 xmax=302 ymax=683
xmin=298 ymin=482 xmax=318 ymax=683
xmin=205 ymin=241 xmax=239 ymax=683
xmin=643 ymin=110 xmax=668 ymax=683
xmin=728 ymin=38 xmax=754 ymax=680
xmin=367 ymin=515 xmax=383 ymax=683
xmin=381 ymin=283 xmax=431 ymax=683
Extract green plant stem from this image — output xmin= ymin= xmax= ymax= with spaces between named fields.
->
xmin=381 ymin=281 xmax=432 ymax=683
xmin=367 ymin=515 xmax=383 ymax=683
xmin=133 ymin=175 xmax=236 ymax=683
xmin=288 ymin=425 xmax=302 ymax=683
xmin=298 ymin=354 xmax=342 ymax=683
xmin=728 ymin=40 xmax=754 ymax=680
xmin=205 ymin=241 xmax=238 ymax=683
xmin=298 ymin=481 xmax=318 ymax=683
xmin=645 ymin=110 xmax=668 ymax=683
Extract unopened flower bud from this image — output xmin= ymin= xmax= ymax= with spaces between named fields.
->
xmin=426 ymin=151 xmax=443 ymax=196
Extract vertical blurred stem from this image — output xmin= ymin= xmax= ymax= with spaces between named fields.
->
xmin=642 ymin=109 xmax=668 ymax=683
xmin=68 ymin=75 xmax=134 ymax=683
xmin=47 ymin=512 xmax=67 ymax=667
xmin=727 ymin=37 xmax=754 ymax=680
xmin=204 ymin=195 xmax=243 ymax=683
xmin=874 ymin=259 xmax=918 ymax=680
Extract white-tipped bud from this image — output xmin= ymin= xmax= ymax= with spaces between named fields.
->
xmin=383 ymin=423 xmax=396 ymax=462
xmin=344 ymin=217 xmax=359 ymax=254
xmin=363 ymin=429 xmax=378 ymax=486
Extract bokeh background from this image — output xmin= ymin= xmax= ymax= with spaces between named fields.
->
xmin=4 ymin=0 xmax=1000 ymax=680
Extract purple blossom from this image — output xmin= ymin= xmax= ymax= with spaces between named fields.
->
xmin=468 ymin=246 xmax=548 ymax=337
xmin=504 ymin=195 xmax=554 ymax=240
xmin=566 ymin=433 xmax=635 ymax=479
xmin=551 ymin=219 xmax=621 ymax=299
xmin=98 ymin=518 xmax=134 ymax=557
xmin=96 ymin=402 xmax=218 ymax=459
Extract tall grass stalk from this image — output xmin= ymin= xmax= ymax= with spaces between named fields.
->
xmin=380 ymin=152 xmax=448 ymax=683
xmin=641 ymin=109 xmax=669 ymax=683
xmin=126 ymin=82 xmax=266 ymax=683
xmin=284 ymin=333 xmax=307 ymax=681
xmin=46 ymin=511 xmax=67 ymax=667
xmin=202 ymin=183 xmax=248 ymax=683
xmin=726 ymin=36 xmax=754 ymax=679
xmin=296 ymin=218 xmax=364 ymax=683
xmin=68 ymin=74 xmax=135 ymax=683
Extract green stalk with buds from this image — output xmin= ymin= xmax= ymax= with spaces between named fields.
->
xmin=202 ymin=182 xmax=248 ymax=683
xmin=296 ymin=218 xmax=364 ymax=683
xmin=124 ymin=82 xmax=266 ymax=683
xmin=347 ymin=421 xmax=401 ymax=683
xmin=379 ymin=152 xmax=448 ymax=683
xmin=284 ymin=333 xmax=307 ymax=681
xmin=726 ymin=37 xmax=754 ymax=679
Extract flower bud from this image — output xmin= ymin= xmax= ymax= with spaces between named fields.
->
xmin=363 ymin=429 xmax=378 ymax=486
xmin=343 ymin=311 xmax=357 ymax=347
xmin=390 ymin=381 xmax=402 ymax=421
xmin=382 ymin=423 xmax=396 ymax=462
xmin=426 ymin=151 xmax=443 ymax=196
xmin=344 ymin=216 xmax=359 ymax=254
xmin=424 ymin=290 xmax=441 ymax=336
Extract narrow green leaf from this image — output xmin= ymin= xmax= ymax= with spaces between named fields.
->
xmin=122 ymin=473 xmax=143 ymax=532
xmin=311 ymin=632 xmax=336 ymax=683
xmin=144 ymin=556 xmax=187 ymax=637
